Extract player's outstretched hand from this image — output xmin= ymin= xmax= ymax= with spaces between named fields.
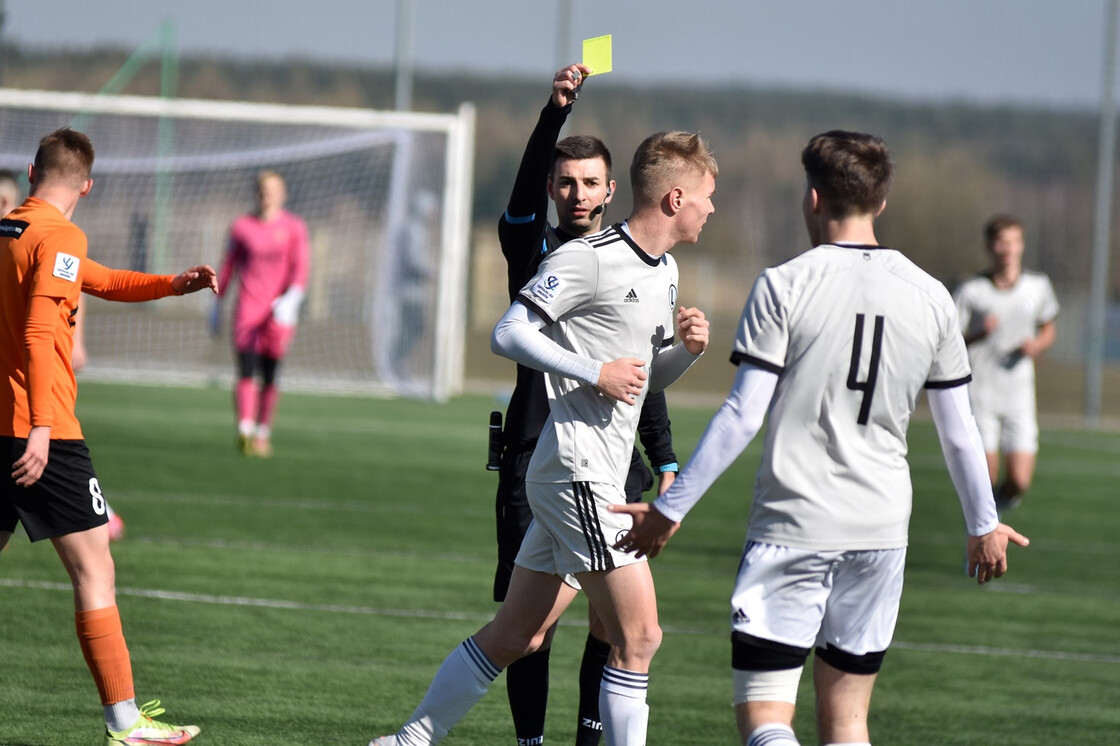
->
xmin=609 ymin=503 xmax=680 ymax=559
xmin=172 ymin=265 xmax=219 ymax=295
xmin=596 ymin=357 xmax=646 ymax=405
xmin=677 ymin=306 xmax=709 ymax=355
xmin=967 ymin=522 xmax=1030 ymax=585
xmin=552 ymin=63 xmax=592 ymax=108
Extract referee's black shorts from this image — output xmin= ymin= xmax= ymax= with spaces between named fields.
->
xmin=0 ymin=437 xmax=108 ymax=542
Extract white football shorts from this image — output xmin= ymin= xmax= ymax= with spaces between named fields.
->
xmin=731 ymin=542 xmax=906 ymax=655
xmin=516 ymin=480 xmax=646 ymax=588
xmin=973 ymin=407 xmax=1039 ymax=455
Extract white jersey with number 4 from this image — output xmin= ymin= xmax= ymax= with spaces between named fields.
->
xmin=734 ymin=244 xmax=971 ymax=551
xmin=517 ymin=224 xmax=677 ymax=488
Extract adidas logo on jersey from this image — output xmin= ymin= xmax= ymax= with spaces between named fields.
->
xmin=623 ymin=289 xmax=639 ymax=303
xmin=732 ymin=608 xmax=750 ymax=625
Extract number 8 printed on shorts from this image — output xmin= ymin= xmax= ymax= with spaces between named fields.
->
xmin=89 ymin=477 xmax=106 ymax=515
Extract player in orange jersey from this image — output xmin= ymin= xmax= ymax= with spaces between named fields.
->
xmin=0 ymin=129 xmax=214 ymax=745
xmin=0 ymin=169 xmax=126 ymax=541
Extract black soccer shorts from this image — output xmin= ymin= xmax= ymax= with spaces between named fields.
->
xmin=0 ymin=437 xmax=108 ymax=542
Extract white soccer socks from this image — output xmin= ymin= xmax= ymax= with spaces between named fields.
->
xmin=104 ymin=698 xmax=140 ymax=733
xmin=746 ymin=723 xmax=801 ymax=745
xmin=599 ymin=666 xmax=649 ymax=746
xmin=390 ymin=637 xmax=500 ymax=745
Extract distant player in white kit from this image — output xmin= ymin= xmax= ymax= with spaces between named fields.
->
xmin=954 ymin=215 xmax=1058 ymax=513
xmin=612 ymin=130 xmax=1029 ymax=746
xmin=369 ymin=131 xmax=715 ymax=746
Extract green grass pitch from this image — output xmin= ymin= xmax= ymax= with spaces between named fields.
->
xmin=1 ymin=381 xmax=1119 ymax=744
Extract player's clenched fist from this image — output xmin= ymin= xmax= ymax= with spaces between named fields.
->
xmin=595 ymin=357 xmax=647 ymax=405
xmin=677 ymin=306 xmax=709 ymax=355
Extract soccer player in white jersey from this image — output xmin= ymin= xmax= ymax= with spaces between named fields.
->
xmin=611 ymin=131 xmax=1029 ymax=746
xmin=954 ymin=215 xmax=1059 ymax=513
xmin=369 ymin=131 xmax=715 ymax=746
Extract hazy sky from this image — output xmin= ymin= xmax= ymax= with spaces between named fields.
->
xmin=6 ymin=1 xmax=1110 ymax=109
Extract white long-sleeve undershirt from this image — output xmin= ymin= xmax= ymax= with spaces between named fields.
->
xmin=490 ymin=301 xmax=602 ymax=386
xmin=649 ymin=341 xmax=703 ymax=392
xmin=927 ymin=384 xmax=1000 ymax=537
xmin=654 ymin=364 xmax=778 ymax=522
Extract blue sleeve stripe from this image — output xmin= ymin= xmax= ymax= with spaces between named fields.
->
xmin=504 ymin=210 xmax=536 ymax=225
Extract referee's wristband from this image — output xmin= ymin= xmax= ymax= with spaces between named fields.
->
xmin=657 ymin=462 xmax=679 ymax=474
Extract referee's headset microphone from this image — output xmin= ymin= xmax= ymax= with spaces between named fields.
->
xmin=590 ymin=185 xmax=613 ymax=218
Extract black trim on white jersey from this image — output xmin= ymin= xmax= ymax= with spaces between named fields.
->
xmin=830 ymin=242 xmax=892 ymax=252
xmin=573 ymin=481 xmax=615 ymax=572
xmin=925 ymin=375 xmax=972 ymax=389
xmin=516 ymin=293 xmax=555 ymax=326
xmin=608 ymin=223 xmax=664 ymax=268
xmin=730 ymin=351 xmax=784 ymax=375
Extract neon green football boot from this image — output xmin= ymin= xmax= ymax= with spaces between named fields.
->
xmin=104 ymin=700 xmax=200 ymax=745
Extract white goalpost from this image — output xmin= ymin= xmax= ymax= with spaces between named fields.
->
xmin=0 ymin=89 xmax=476 ymax=401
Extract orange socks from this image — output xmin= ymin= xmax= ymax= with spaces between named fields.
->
xmin=75 ymin=606 xmax=134 ymax=705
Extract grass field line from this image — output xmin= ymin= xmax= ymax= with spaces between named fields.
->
xmin=4 ymin=577 xmax=1119 ymax=667
xmin=104 ymin=490 xmax=1120 ymax=559
xmin=78 ymin=401 xmax=483 ymax=440
xmin=108 ymin=490 xmax=492 ymax=518
xmin=890 ymin=639 xmax=1120 ymax=665
xmin=128 ymin=534 xmax=488 ymax=564
xmin=907 ymin=449 xmax=1120 ymax=477
xmin=123 ymin=533 xmax=1114 ymax=579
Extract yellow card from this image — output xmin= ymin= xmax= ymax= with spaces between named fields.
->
xmin=582 ymin=35 xmax=613 ymax=76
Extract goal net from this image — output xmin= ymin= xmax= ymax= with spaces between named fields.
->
xmin=0 ymin=89 xmax=476 ymax=401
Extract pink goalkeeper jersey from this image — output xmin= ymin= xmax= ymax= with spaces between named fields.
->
xmin=218 ymin=209 xmax=310 ymax=336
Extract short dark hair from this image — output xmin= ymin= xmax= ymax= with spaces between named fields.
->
xmin=983 ymin=214 xmax=1023 ymax=247
xmin=801 ymin=130 xmax=892 ymax=217
xmin=553 ymin=135 xmax=612 ymax=179
xmin=34 ymin=128 xmax=95 ymax=186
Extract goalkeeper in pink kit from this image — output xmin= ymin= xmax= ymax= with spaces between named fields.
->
xmin=215 ymin=171 xmax=310 ymax=457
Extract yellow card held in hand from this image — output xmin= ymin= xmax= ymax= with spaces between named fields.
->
xmin=582 ymin=34 xmax=613 ymax=75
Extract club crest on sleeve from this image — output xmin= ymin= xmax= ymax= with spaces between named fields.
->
xmin=53 ymin=253 xmax=80 ymax=282
xmin=668 ymin=284 xmax=677 ymax=310
xmin=530 ymin=274 xmax=562 ymax=305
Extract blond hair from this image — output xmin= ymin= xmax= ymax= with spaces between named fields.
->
xmin=629 ymin=131 xmax=717 ymax=206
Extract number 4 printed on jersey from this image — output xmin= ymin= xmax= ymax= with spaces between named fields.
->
xmin=847 ymin=314 xmax=884 ymax=425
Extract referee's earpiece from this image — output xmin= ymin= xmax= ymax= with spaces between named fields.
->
xmin=590 ymin=185 xmax=613 ymax=218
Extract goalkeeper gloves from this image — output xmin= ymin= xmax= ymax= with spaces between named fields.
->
xmin=271 ymin=286 xmax=305 ymax=327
